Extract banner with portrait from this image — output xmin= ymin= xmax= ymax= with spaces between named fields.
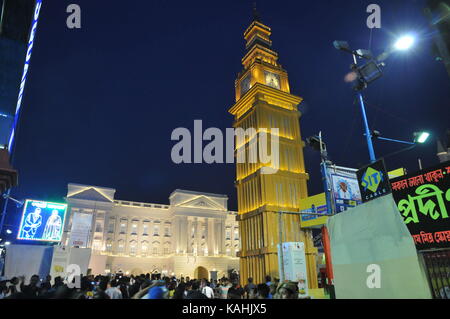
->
xmin=327 ymin=165 xmax=362 ymax=212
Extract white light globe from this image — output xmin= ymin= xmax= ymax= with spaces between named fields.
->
xmin=395 ymin=35 xmax=415 ymax=51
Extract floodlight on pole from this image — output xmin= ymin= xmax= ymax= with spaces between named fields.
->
xmin=414 ymin=131 xmax=430 ymax=144
xmin=394 ymin=35 xmax=415 ymax=51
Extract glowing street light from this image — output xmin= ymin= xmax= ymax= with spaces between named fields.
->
xmin=394 ymin=35 xmax=415 ymax=51
xmin=6 ymin=229 xmax=12 ymax=234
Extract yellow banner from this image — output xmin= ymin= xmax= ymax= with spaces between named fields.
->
xmin=299 ymin=193 xmax=328 ymax=228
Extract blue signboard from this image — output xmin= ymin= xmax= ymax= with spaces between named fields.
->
xmin=17 ymin=199 xmax=67 ymax=242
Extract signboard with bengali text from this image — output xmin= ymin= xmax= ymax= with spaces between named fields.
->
xmin=391 ymin=161 xmax=450 ymax=250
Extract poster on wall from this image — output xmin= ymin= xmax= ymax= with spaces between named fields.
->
xmin=17 ymin=200 xmax=67 ymax=242
xmin=278 ymin=242 xmax=309 ymax=298
xmin=390 ymin=161 xmax=450 ymax=250
xmin=357 ymin=159 xmax=391 ymax=203
xmin=69 ymin=212 xmax=93 ymax=247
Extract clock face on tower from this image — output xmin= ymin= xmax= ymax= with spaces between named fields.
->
xmin=264 ymin=71 xmax=281 ymax=89
xmin=241 ymin=74 xmax=251 ymax=95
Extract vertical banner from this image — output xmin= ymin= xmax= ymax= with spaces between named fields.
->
xmin=69 ymin=212 xmax=93 ymax=247
xmin=278 ymin=242 xmax=309 ymax=297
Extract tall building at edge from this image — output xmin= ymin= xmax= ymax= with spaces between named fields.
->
xmin=62 ymin=184 xmax=240 ymax=279
xmin=228 ymin=16 xmax=318 ymax=286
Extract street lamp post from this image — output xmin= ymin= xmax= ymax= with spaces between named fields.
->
xmin=334 ymin=35 xmax=416 ymax=163
xmin=353 ymin=51 xmax=377 ymax=163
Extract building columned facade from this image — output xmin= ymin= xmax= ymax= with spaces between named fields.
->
xmin=62 ymin=184 xmax=240 ymax=280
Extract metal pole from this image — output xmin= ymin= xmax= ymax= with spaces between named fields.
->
xmin=0 ymin=190 xmax=11 ymax=236
xmin=353 ymin=53 xmax=376 ymax=162
xmin=278 ymin=211 xmax=285 ymax=282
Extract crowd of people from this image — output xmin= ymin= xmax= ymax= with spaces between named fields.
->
xmin=0 ymin=273 xmax=306 ymax=299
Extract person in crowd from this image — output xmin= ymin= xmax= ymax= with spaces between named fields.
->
xmin=210 ymin=279 xmax=217 ymax=290
xmin=0 ymin=280 xmax=7 ymax=299
xmin=184 ymin=281 xmax=192 ymax=298
xmin=105 ymin=279 xmax=122 ymax=299
xmin=265 ymin=275 xmax=272 ymax=287
xmin=20 ymin=275 xmax=40 ymax=298
xmin=201 ymin=279 xmax=214 ymax=299
xmin=167 ymin=281 xmax=176 ymax=298
xmin=41 ymin=275 xmax=52 ymax=291
xmin=244 ymin=277 xmax=256 ymax=299
xmin=185 ymin=281 xmax=208 ymax=299
xmin=256 ymin=283 xmax=270 ymax=299
xmin=227 ymin=281 xmax=244 ymax=299
xmin=173 ymin=282 xmax=186 ymax=299
xmin=219 ymin=278 xmax=232 ymax=299
xmin=128 ymin=276 xmax=142 ymax=298
xmin=7 ymin=277 xmax=20 ymax=296
xmin=118 ymin=277 xmax=130 ymax=299
xmin=53 ymin=276 xmax=64 ymax=289
xmin=276 ymin=281 xmax=299 ymax=299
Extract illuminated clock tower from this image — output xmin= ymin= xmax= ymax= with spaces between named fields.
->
xmin=228 ymin=13 xmax=318 ymax=287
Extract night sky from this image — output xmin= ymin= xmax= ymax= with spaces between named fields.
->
xmin=6 ymin=0 xmax=450 ymax=228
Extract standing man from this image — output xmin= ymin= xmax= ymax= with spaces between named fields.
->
xmin=22 ymin=208 xmax=43 ymax=239
xmin=244 ymin=277 xmax=256 ymax=299
xmin=201 ymin=279 xmax=214 ymax=299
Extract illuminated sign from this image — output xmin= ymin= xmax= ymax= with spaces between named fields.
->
xmin=357 ymin=159 xmax=391 ymax=203
xmin=17 ymin=199 xmax=67 ymax=242
xmin=8 ymin=0 xmax=43 ymax=151
xmin=391 ymin=161 xmax=450 ymax=250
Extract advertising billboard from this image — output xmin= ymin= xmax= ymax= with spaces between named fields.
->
xmin=390 ymin=161 xmax=450 ymax=250
xmin=17 ymin=199 xmax=67 ymax=242
xmin=357 ymin=159 xmax=391 ymax=203
xmin=299 ymin=193 xmax=328 ymax=228
xmin=328 ymin=165 xmax=362 ymax=212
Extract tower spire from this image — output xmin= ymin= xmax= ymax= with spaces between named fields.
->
xmin=252 ymin=1 xmax=261 ymax=22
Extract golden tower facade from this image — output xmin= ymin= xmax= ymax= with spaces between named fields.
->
xmin=229 ymin=18 xmax=318 ymax=287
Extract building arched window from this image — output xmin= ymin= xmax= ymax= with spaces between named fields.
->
xmin=129 ymin=240 xmax=137 ymax=256
xmin=152 ymin=241 xmax=160 ymax=256
xmin=131 ymin=220 xmax=139 ymax=235
xmin=120 ymin=219 xmax=127 ymax=234
xmin=141 ymin=240 xmax=149 ymax=257
xmin=117 ymin=240 xmax=125 ymax=254
xmin=106 ymin=240 xmax=113 ymax=252
xmin=163 ymin=241 xmax=171 ymax=255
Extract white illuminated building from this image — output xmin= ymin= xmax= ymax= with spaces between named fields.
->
xmin=62 ymin=184 xmax=240 ymax=279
